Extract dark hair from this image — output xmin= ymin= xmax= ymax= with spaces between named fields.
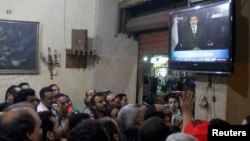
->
xmin=164 ymin=93 xmax=180 ymax=103
xmin=0 ymin=102 xmax=10 ymax=112
xmin=48 ymin=84 xmax=58 ymax=89
xmin=38 ymin=111 xmax=54 ymax=141
xmin=139 ymin=117 xmax=170 ymax=141
xmin=68 ymin=113 xmax=90 ymax=130
xmin=14 ymin=89 xmax=36 ymax=103
xmin=115 ymin=93 xmax=127 ymax=101
xmin=55 ymin=93 xmax=68 ymax=101
xmin=99 ymin=117 xmax=119 ymax=141
xmin=39 ymin=87 xmax=53 ymax=99
xmin=189 ymin=15 xmax=198 ymax=20
xmin=121 ymin=128 xmax=139 ymax=141
xmin=0 ymin=110 xmax=36 ymax=141
xmin=105 ymin=106 xmax=121 ymax=117
xmin=144 ymin=105 xmax=164 ymax=121
xmin=209 ymin=118 xmax=230 ymax=125
xmin=18 ymin=82 xmax=30 ymax=88
xmin=90 ymin=92 xmax=105 ymax=106
xmin=84 ymin=96 xmax=90 ymax=106
xmin=67 ymin=120 xmax=109 ymax=141
xmin=4 ymin=102 xmax=33 ymax=112
xmin=5 ymin=85 xmax=19 ymax=102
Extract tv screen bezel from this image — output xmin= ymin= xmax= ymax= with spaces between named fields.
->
xmin=168 ymin=0 xmax=235 ymax=74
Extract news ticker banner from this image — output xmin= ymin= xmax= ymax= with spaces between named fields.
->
xmin=208 ymin=125 xmax=250 ymax=140
xmin=171 ymin=49 xmax=229 ymax=62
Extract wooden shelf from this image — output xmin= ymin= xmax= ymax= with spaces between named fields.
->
xmin=65 ymin=29 xmax=96 ymax=68
xmin=65 ymin=49 xmax=96 ymax=68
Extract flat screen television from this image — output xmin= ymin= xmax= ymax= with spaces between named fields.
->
xmin=169 ymin=0 xmax=235 ymax=74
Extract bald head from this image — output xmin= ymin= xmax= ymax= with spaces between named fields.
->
xmin=0 ymin=108 xmax=42 ymax=141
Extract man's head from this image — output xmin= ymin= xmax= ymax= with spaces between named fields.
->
xmin=48 ymin=84 xmax=60 ymax=95
xmin=40 ymin=87 xmax=56 ymax=109
xmin=115 ymin=93 xmax=128 ymax=107
xmin=19 ymin=82 xmax=31 ymax=89
xmin=55 ymin=94 xmax=72 ymax=116
xmin=190 ymin=15 xmax=198 ymax=27
xmin=167 ymin=94 xmax=180 ymax=113
xmin=90 ymin=92 xmax=107 ymax=117
xmin=38 ymin=111 xmax=62 ymax=141
xmin=85 ymin=88 xmax=96 ymax=97
xmin=5 ymin=85 xmax=21 ymax=104
xmin=68 ymin=113 xmax=90 ymax=130
xmin=154 ymin=104 xmax=172 ymax=126
xmin=67 ymin=120 xmax=109 ymax=141
xmin=3 ymin=102 xmax=34 ymax=112
xmin=0 ymin=108 xmax=42 ymax=141
xmin=84 ymin=96 xmax=91 ymax=107
xmin=144 ymin=105 xmax=165 ymax=121
xmin=15 ymin=89 xmax=39 ymax=110
xmin=99 ymin=117 xmax=120 ymax=141
xmin=106 ymin=93 xmax=118 ymax=108
xmin=118 ymin=104 xmax=142 ymax=131
xmin=139 ymin=117 xmax=170 ymax=141
xmin=166 ymin=133 xmax=198 ymax=141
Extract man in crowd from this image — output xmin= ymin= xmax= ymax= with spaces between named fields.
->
xmin=38 ymin=111 xmax=62 ymax=141
xmin=37 ymin=87 xmax=56 ymax=113
xmin=90 ymin=92 xmax=108 ymax=119
xmin=14 ymin=88 xmax=39 ymax=111
xmin=0 ymin=107 xmax=42 ymax=141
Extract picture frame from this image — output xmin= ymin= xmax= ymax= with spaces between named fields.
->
xmin=0 ymin=20 xmax=39 ymax=74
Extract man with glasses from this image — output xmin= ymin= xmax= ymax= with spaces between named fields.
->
xmin=55 ymin=94 xmax=79 ymax=128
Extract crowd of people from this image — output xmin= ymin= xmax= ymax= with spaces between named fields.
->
xmin=0 ymin=82 xmax=249 ymax=141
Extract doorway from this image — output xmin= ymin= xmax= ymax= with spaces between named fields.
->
xmin=137 ymin=54 xmax=196 ymax=105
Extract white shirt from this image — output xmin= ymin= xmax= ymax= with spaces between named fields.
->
xmin=171 ymin=109 xmax=182 ymax=125
xmin=37 ymin=102 xmax=49 ymax=112
xmin=191 ymin=26 xmax=197 ymax=34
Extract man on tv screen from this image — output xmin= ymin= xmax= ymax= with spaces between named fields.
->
xmin=175 ymin=15 xmax=207 ymax=51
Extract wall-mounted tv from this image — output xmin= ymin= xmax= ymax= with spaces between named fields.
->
xmin=169 ymin=0 xmax=235 ymax=74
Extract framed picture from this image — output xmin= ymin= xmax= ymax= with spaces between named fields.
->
xmin=0 ymin=20 xmax=39 ymax=74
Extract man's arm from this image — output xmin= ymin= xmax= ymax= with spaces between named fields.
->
xmin=180 ymin=91 xmax=195 ymax=132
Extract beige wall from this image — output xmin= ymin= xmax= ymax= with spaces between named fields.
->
xmin=93 ymin=0 xmax=138 ymax=104
xmin=195 ymin=75 xmax=227 ymax=121
xmin=0 ymin=0 xmax=138 ymax=108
